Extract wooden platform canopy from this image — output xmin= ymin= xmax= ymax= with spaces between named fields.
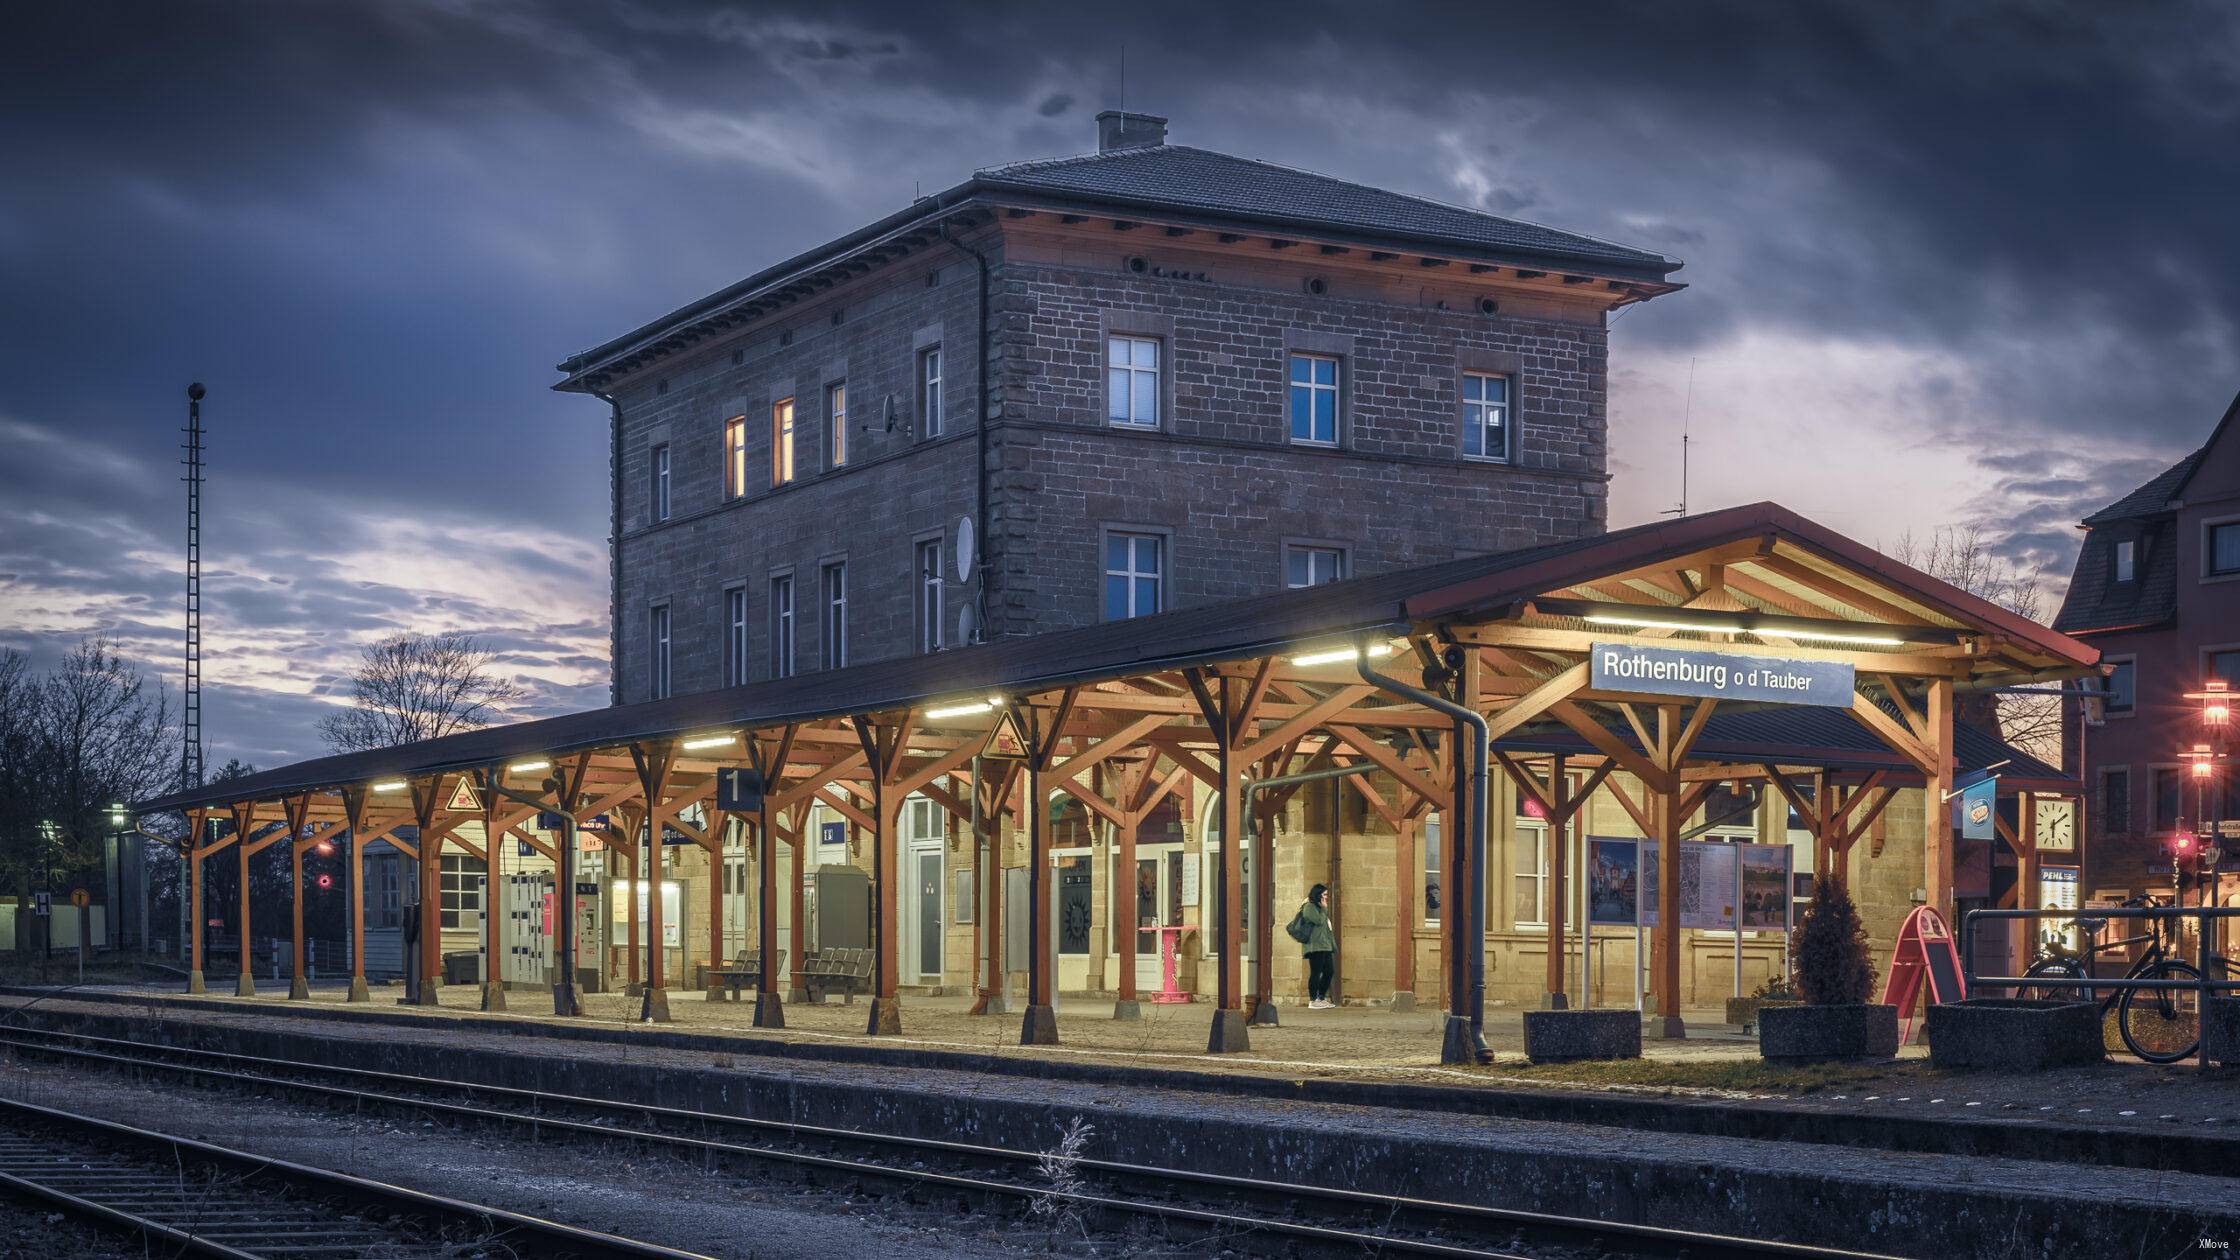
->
xmin=136 ymin=502 xmax=2099 ymax=1062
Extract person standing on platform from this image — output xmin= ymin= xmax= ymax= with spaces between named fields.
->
xmin=1289 ymin=884 xmax=1338 ymax=1009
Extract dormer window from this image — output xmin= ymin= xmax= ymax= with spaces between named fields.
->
xmin=2112 ymin=538 xmax=2136 ymax=583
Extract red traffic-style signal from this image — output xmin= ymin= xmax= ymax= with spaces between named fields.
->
xmin=315 ymin=874 xmax=334 ymax=890
xmin=2175 ymin=832 xmax=2197 ymax=853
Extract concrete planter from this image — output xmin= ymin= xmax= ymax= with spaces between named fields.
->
xmin=1726 ymin=996 xmax=1800 ymax=1029
xmin=2204 ymin=998 xmax=2240 ymax=1065
xmin=1757 ymin=1003 xmax=1899 ymax=1062
xmin=1925 ymin=998 xmax=2103 ymax=1070
xmin=1523 ymin=1008 xmax=1641 ymax=1063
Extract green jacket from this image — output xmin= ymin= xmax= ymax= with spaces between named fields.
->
xmin=1291 ymin=901 xmax=1336 ymax=954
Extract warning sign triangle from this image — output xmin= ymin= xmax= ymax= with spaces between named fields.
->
xmin=445 ymin=776 xmax=482 ymax=812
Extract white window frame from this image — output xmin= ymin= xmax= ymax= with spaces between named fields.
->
xmin=649 ymin=603 xmax=672 ymax=700
xmin=2206 ymin=517 xmax=2240 ymax=580
xmin=920 ymin=347 xmax=943 ymax=438
xmin=723 ymin=586 xmax=748 ymax=687
xmin=827 ymin=382 xmax=848 ymax=469
xmin=1287 ymin=352 xmax=1340 ymax=446
xmin=821 ymin=561 xmax=848 ymax=670
xmin=439 ymin=854 xmax=483 ymax=930
xmin=1107 ymin=335 xmax=1160 ymax=428
xmin=2113 ymin=537 xmax=2136 ymax=583
xmin=771 ymin=397 xmax=796 ymax=486
xmin=1103 ymin=531 xmax=1165 ymax=621
xmin=724 ymin=416 xmax=747 ymax=500
xmin=1462 ymin=371 xmax=1511 ymax=462
xmin=769 ymin=574 xmax=795 ymax=680
xmin=1513 ymin=820 xmax=1549 ymax=929
xmin=1284 ymin=544 xmax=1345 ymax=588
xmin=916 ymin=538 xmax=944 ymax=654
xmin=1421 ymin=815 xmax=1442 ymax=926
xmin=651 ymin=443 xmax=671 ymax=522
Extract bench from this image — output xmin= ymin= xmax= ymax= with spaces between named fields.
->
xmin=801 ymin=947 xmax=872 ymax=1004
xmin=715 ymin=949 xmax=786 ymax=1000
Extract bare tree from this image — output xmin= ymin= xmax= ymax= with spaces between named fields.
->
xmin=319 ymin=631 xmax=523 ymax=753
xmin=1891 ymin=526 xmax=2060 ymax=760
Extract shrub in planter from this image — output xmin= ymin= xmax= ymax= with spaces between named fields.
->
xmin=1760 ymin=879 xmax=1897 ymax=1061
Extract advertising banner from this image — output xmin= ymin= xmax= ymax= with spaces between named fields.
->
xmin=1587 ymin=837 xmax=1640 ymax=926
xmin=1589 ymin=642 xmax=1855 ymax=708
xmin=1739 ymin=844 xmax=1793 ymax=931
xmin=1952 ymin=774 xmax=1997 ymax=841
xmin=1680 ymin=841 xmax=1737 ymax=931
xmin=1640 ymin=843 xmax=1660 ymax=928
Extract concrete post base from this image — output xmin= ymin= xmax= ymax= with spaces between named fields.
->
xmin=1542 ymin=991 xmax=1570 ymax=1010
xmin=1248 ymin=998 xmax=1280 ymax=1027
xmin=787 ymin=986 xmax=809 ymax=1005
xmin=185 ymin=970 xmax=205 ymax=995
xmin=234 ymin=974 xmax=256 ymax=997
xmin=1020 ymin=1004 xmax=1059 ymax=1045
xmin=1655 ymin=1015 xmax=1688 ymax=1040
xmin=866 ymin=995 xmax=902 ymax=1036
xmin=640 ymin=986 xmax=671 ymax=1023
xmin=345 ymin=977 xmax=370 ymax=1003
xmin=625 ymin=982 xmax=643 ymax=998
xmin=1112 ymin=999 xmax=1142 ymax=1021
xmin=704 ymin=984 xmax=726 ymax=1003
xmin=1439 ymin=1014 xmax=1483 ymax=1065
xmin=549 ymin=984 xmax=581 ymax=1017
xmin=288 ymin=976 xmax=310 ymax=1000
xmin=975 ymin=990 xmax=1011 ymax=1016
xmin=1206 ymin=1007 xmax=1252 ymax=1054
xmin=481 ymin=983 xmax=507 ymax=1012
xmin=1388 ymin=990 xmax=1415 ymax=1013
xmin=414 ymin=978 xmax=441 ymax=1006
xmin=752 ymin=992 xmax=785 ymax=1029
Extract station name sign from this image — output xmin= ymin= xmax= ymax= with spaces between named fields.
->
xmin=1589 ymin=642 xmax=1854 ymax=708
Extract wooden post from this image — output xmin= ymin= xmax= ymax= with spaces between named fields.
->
xmin=1654 ymin=772 xmax=1684 ymax=1038
xmin=410 ymin=777 xmax=443 ymax=1005
xmin=1393 ymin=813 xmax=1418 ymax=1011
xmin=787 ymin=802 xmax=809 ymax=1003
xmin=285 ymin=794 xmax=311 ymax=1000
xmin=628 ymin=744 xmax=675 ymax=1023
xmin=1022 ymin=754 xmax=1054 ymax=1042
xmin=478 ymin=768 xmax=506 ymax=1012
xmin=1925 ymin=678 xmax=1956 ymax=924
xmin=750 ymin=728 xmax=794 ymax=1028
xmin=186 ymin=808 xmax=207 ymax=994
xmin=341 ymin=789 xmax=369 ymax=1002
xmin=1210 ymin=675 xmax=1250 ymax=1053
xmin=1114 ymin=806 xmax=1140 ymax=1018
xmin=1545 ymin=756 xmax=1570 ymax=1009
xmin=232 ymin=801 xmax=255 ymax=997
xmin=852 ymin=713 xmax=911 ymax=1036
xmin=620 ymin=807 xmax=640 ymax=995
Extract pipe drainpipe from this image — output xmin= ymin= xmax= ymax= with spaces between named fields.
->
xmin=597 ymin=391 xmax=623 ymax=705
xmin=1357 ymin=636 xmax=1490 ymax=1065
xmin=937 ymin=219 xmax=992 ymax=644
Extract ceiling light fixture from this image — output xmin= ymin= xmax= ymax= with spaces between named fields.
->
xmin=925 ymin=696 xmax=1004 ymax=721
xmin=371 ymin=780 xmax=407 ymax=793
xmin=1291 ymin=643 xmax=1396 ymax=668
xmin=679 ymin=734 xmax=737 ymax=751
xmin=508 ymin=759 xmax=552 ymax=773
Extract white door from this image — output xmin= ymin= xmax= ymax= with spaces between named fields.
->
xmin=899 ymin=796 xmax=944 ymax=982
xmin=1126 ymin=845 xmax=1184 ymax=989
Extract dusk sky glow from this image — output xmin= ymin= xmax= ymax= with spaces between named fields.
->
xmin=3 ymin=2 xmax=2234 ymax=770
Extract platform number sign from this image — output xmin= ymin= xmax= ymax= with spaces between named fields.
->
xmin=716 ymin=767 xmax=764 ymax=813
xmin=31 ymin=892 xmax=50 ymax=918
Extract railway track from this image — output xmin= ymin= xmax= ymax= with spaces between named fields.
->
xmin=0 ymin=1091 xmax=707 ymax=1258
xmin=0 ymin=1022 xmax=1900 ymax=1259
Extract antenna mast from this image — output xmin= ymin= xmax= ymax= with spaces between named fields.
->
xmin=1663 ymin=356 xmax=1697 ymax=518
xmin=181 ymin=383 xmax=205 ymax=790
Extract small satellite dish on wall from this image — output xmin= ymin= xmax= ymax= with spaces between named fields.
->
xmin=956 ymin=604 xmax=979 ymax=646
xmin=882 ymin=393 xmax=899 ymax=433
xmin=955 ymin=516 xmax=976 ymax=583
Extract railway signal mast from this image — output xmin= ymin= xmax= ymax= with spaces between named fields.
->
xmin=182 ymin=382 xmax=206 ymax=791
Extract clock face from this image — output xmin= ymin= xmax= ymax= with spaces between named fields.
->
xmin=2035 ymin=798 xmax=2077 ymax=852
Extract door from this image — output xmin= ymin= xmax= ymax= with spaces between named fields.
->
xmin=899 ymin=796 xmax=944 ymax=982
xmin=915 ymin=850 xmax=943 ymax=981
xmin=1131 ymin=846 xmax=1184 ymax=990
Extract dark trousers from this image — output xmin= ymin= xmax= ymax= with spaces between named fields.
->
xmin=1306 ymin=950 xmax=1334 ymax=1002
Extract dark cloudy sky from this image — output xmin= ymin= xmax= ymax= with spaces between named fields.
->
xmin=2 ymin=1 xmax=2234 ymax=771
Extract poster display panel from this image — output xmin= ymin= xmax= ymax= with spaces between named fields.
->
xmin=1587 ymin=838 xmax=1640 ymax=926
xmin=1680 ymin=841 xmax=1737 ymax=931
xmin=1739 ymin=845 xmax=1793 ymax=931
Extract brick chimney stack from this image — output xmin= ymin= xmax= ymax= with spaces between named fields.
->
xmin=1096 ymin=110 xmax=1168 ymax=152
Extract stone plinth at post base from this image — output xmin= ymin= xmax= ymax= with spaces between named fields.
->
xmin=1248 ymin=997 xmax=1279 ymax=1027
xmin=1439 ymin=1014 xmax=1485 ymax=1066
xmin=639 ymin=986 xmax=670 ymax=1024
xmin=1206 ymin=1007 xmax=1252 ymax=1054
xmin=1523 ymin=1008 xmax=1641 ymax=1063
xmin=186 ymin=970 xmax=205 ymax=995
xmin=1111 ymin=999 xmax=1142 ymax=1021
xmin=972 ymin=989 xmax=1011 ymax=1016
xmin=1020 ymin=1004 xmax=1058 ymax=1045
xmin=234 ymin=973 xmax=255 ymax=998
xmin=1387 ymin=990 xmax=1415 ymax=1013
xmin=288 ymin=975 xmax=309 ymax=1000
xmin=865 ymin=995 xmax=902 ymax=1035
xmin=345 ymin=977 xmax=370 ymax=1003
xmin=480 ymin=983 xmax=507 ymax=1013
xmin=704 ymin=982 xmax=726 ymax=1003
xmin=549 ymin=984 xmax=582 ymax=1017
xmin=413 ymin=975 xmax=441 ymax=1006
xmin=1541 ymin=990 xmax=1569 ymax=1011
xmin=752 ymin=992 xmax=786 ymax=1029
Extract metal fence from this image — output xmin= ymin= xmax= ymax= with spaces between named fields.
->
xmin=1963 ymin=904 xmax=2240 ymax=1068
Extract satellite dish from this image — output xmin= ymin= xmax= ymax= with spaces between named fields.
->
xmin=955 ymin=516 xmax=976 ymax=583
xmin=956 ymin=604 xmax=979 ymax=646
xmin=882 ymin=393 xmax=899 ymax=433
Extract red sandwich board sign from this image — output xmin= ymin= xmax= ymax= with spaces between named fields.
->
xmin=1882 ymin=905 xmax=1966 ymax=1044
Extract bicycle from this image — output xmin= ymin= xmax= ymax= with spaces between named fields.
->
xmin=2019 ymin=895 xmax=2233 ymax=1063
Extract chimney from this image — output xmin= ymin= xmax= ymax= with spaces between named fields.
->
xmin=1096 ymin=110 xmax=1168 ymax=152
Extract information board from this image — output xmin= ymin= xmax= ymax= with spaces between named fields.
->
xmin=1589 ymin=642 xmax=1855 ymax=707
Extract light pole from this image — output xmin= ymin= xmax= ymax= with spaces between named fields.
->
xmin=2182 ymin=680 xmax=2230 ymax=951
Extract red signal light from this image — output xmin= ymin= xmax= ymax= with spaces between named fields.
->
xmin=315 ymin=874 xmax=334 ymax=890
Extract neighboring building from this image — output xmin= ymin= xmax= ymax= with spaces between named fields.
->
xmin=2056 ymin=391 xmax=2240 ymax=900
xmin=556 ymin=111 xmax=1682 ymax=704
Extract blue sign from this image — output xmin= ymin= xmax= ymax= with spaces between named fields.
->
xmin=518 ymin=839 xmax=536 ymax=857
xmin=820 ymin=820 xmax=847 ymax=848
xmin=716 ymin=767 xmax=764 ymax=813
xmin=1952 ymin=774 xmax=1998 ymax=840
xmin=536 ymin=811 xmax=566 ymax=831
xmin=1589 ymin=642 xmax=1855 ymax=708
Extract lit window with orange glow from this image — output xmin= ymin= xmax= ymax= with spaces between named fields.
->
xmin=724 ymin=416 xmax=747 ymax=499
xmin=771 ymin=397 xmax=796 ymax=486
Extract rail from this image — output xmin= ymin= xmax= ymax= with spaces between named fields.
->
xmin=1963 ymin=904 xmax=2240 ymax=1067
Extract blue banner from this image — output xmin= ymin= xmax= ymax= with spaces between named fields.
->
xmin=1953 ymin=774 xmax=1998 ymax=840
xmin=1589 ymin=642 xmax=1855 ymax=707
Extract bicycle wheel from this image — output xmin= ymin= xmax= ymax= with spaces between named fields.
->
xmin=2021 ymin=957 xmax=2094 ymax=1004
xmin=2118 ymin=959 xmax=2204 ymax=1063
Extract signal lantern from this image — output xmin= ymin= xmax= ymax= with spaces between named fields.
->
xmin=315 ymin=874 xmax=334 ymax=891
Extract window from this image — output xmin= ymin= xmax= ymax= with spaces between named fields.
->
xmin=919 ymin=347 xmax=943 ymax=438
xmin=827 ymin=383 xmax=847 ymax=468
xmin=771 ymin=398 xmax=796 ymax=486
xmin=723 ymin=587 xmax=748 ymax=687
xmin=2105 ymin=658 xmax=2136 ymax=714
xmin=916 ymin=538 xmax=944 ymax=653
xmin=769 ymin=575 xmax=795 ymax=679
xmin=1462 ymin=372 xmax=1510 ymax=461
xmin=1421 ymin=817 xmax=1442 ymax=924
xmin=2211 ymin=522 xmax=2240 ymax=577
xmin=648 ymin=604 xmax=671 ymax=700
xmin=2212 ymin=650 xmax=2240 ymax=687
xmin=1287 ymin=353 xmax=1339 ymax=445
xmin=1514 ymin=823 xmax=1548 ymax=928
xmin=1285 ymin=545 xmax=1344 ymax=588
xmin=821 ymin=562 xmax=848 ymax=670
xmin=1107 ymin=335 xmax=1160 ymax=427
xmin=438 ymin=855 xmax=484 ymax=930
xmin=724 ymin=417 xmax=748 ymax=499
xmin=1103 ymin=532 xmax=1164 ymax=620
xmin=373 ymin=854 xmax=401 ymax=929
xmin=651 ymin=444 xmax=671 ymax=522
xmin=2154 ymin=767 xmax=2182 ymax=833
xmin=2103 ymin=767 xmax=2132 ymax=835
xmin=2112 ymin=538 xmax=2136 ymax=583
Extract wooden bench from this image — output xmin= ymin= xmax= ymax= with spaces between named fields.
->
xmin=801 ymin=947 xmax=872 ymax=1004
xmin=715 ymin=949 xmax=786 ymax=1000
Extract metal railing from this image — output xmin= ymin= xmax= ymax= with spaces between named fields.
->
xmin=1963 ymin=904 xmax=2240 ymax=1068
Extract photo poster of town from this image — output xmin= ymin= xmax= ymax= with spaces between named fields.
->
xmin=1585 ymin=837 xmax=1793 ymax=933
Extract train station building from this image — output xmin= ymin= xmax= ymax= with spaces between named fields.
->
xmin=133 ymin=114 xmax=2099 ymax=1062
